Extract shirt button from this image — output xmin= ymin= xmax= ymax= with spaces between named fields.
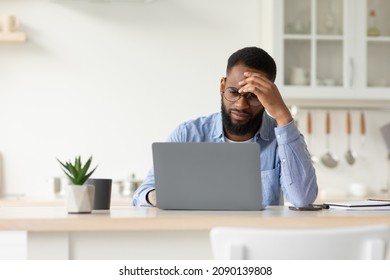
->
xmin=282 ymin=159 xmax=286 ymax=163
xmin=277 ymin=134 xmax=281 ymax=138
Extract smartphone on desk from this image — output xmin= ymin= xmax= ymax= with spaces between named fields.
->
xmin=288 ymin=204 xmax=327 ymax=211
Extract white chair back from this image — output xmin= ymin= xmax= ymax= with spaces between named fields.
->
xmin=210 ymin=225 xmax=390 ymax=260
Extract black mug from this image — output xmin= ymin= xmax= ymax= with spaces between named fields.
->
xmin=86 ymin=178 xmax=112 ymax=210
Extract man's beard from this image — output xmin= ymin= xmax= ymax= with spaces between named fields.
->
xmin=221 ymin=100 xmax=264 ymax=136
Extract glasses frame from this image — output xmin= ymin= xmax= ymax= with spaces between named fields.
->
xmin=222 ymin=86 xmax=261 ymax=107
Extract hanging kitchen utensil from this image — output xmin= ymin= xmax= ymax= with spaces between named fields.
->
xmin=345 ymin=111 xmax=356 ymax=165
xmin=321 ymin=111 xmax=339 ymax=168
xmin=360 ymin=111 xmax=366 ymax=146
xmin=306 ymin=111 xmax=318 ymax=163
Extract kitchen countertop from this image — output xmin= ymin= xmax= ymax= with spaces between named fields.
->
xmin=1 ymin=204 xmax=390 ymax=232
xmin=0 ymin=197 xmax=132 ymax=207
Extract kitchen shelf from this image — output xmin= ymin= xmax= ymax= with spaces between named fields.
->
xmin=0 ymin=32 xmax=27 ymax=43
xmin=367 ymin=36 xmax=390 ymax=42
xmin=292 ymin=105 xmax=390 ymax=112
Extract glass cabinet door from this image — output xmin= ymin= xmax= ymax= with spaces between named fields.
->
xmin=316 ymin=0 xmax=344 ymax=87
xmin=283 ymin=0 xmax=311 ymax=86
xmin=366 ymin=0 xmax=390 ymax=88
xmin=283 ymin=0 xmax=344 ymax=88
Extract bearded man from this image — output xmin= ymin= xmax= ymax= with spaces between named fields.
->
xmin=133 ymin=47 xmax=318 ymax=207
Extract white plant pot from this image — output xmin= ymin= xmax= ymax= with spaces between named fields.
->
xmin=66 ymin=184 xmax=95 ymax=214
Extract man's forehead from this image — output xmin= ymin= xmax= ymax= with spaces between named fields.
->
xmin=229 ymin=64 xmax=263 ymax=75
xmin=227 ymin=66 xmax=264 ymax=82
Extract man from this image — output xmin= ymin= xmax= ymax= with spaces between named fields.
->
xmin=133 ymin=46 xmax=318 ymax=207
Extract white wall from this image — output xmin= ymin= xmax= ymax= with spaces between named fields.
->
xmin=0 ymin=0 xmax=389 ymax=200
xmin=0 ymin=0 xmax=261 ymax=197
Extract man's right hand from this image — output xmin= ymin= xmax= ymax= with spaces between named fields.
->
xmin=146 ymin=190 xmax=157 ymax=206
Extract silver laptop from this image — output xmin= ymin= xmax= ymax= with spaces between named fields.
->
xmin=152 ymin=142 xmax=263 ymax=210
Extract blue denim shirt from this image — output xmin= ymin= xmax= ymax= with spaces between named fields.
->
xmin=133 ymin=111 xmax=318 ymax=207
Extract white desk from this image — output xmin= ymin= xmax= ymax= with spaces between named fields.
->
xmin=1 ymin=205 xmax=390 ymax=259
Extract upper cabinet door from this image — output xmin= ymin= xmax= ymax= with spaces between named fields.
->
xmin=266 ymin=0 xmax=390 ymax=102
xmin=365 ymin=0 xmax=390 ymax=91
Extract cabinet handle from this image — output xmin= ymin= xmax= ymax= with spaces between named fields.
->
xmin=349 ymin=58 xmax=355 ymax=87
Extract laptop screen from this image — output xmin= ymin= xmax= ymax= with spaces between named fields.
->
xmin=152 ymin=142 xmax=263 ymax=210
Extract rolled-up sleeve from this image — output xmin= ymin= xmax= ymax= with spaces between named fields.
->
xmin=132 ymin=125 xmax=185 ymax=207
xmin=132 ymin=168 xmax=155 ymax=207
xmin=275 ymin=121 xmax=318 ymax=207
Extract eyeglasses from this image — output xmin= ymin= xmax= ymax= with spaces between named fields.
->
xmin=222 ymin=87 xmax=261 ymax=107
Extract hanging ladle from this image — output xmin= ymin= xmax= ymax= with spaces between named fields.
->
xmin=345 ymin=111 xmax=356 ymax=165
xmin=321 ymin=111 xmax=339 ymax=168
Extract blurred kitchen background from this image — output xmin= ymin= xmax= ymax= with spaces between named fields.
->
xmin=1 ymin=0 xmax=390 ymax=202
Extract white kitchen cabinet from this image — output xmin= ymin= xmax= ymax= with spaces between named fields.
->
xmin=261 ymin=0 xmax=390 ymax=102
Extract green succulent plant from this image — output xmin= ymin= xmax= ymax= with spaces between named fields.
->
xmin=57 ymin=156 xmax=98 ymax=185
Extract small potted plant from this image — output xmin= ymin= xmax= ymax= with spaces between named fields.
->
xmin=57 ymin=156 xmax=98 ymax=214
